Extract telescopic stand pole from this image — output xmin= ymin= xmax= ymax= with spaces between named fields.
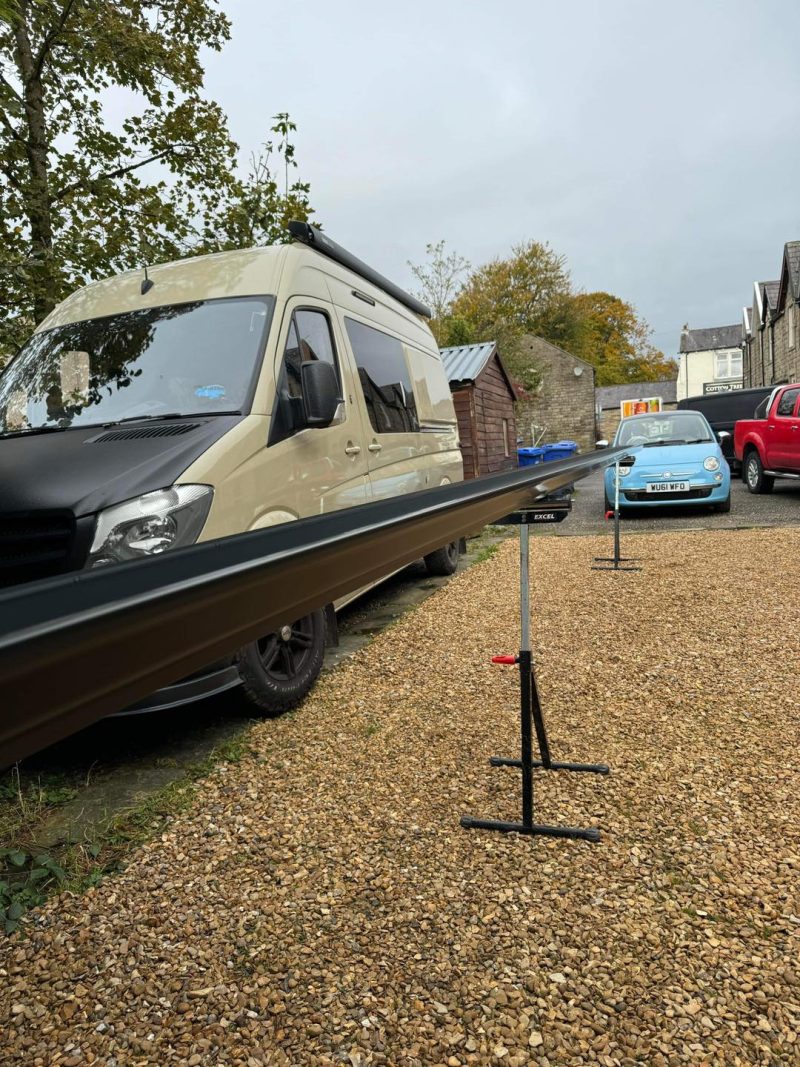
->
xmin=461 ymin=503 xmax=609 ymax=843
xmin=593 ymin=458 xmax=641 ymax=572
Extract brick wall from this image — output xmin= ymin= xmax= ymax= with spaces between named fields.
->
xmin=773 ymin=307 xmax=800 ymax=384
xmin=512 ymin=336 xmax=596 ymax=452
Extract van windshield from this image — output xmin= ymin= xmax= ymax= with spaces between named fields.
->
xmin=0 ymin=296 xmax=274 ymax=434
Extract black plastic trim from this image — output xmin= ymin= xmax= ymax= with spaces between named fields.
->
xmin=288 ymin=221 xmax=432 ymax=319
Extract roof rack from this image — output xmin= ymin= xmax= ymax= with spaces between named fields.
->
xmin=287 ymin=220 xmax=432 ymax=320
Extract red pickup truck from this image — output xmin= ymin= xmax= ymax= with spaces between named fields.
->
xmin=734 ymin=383 xmax=800 ymax=493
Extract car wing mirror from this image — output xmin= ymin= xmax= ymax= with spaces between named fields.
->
xmin=300 ymin=361 xmax=344 ymax=428
xmin=717 ymin=430 xmax=731 ymax=441
xmin=595 ymin=439 xmax=609 ymax=448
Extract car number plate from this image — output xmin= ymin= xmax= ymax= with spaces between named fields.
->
xmin=646 ymin=480 xmax=690 ymax=494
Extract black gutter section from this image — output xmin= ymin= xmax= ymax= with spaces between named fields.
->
xmin=0 ymin=448 xmax=630 ymax=765
xmin=287 ymin=221 xmax=433 ymax=320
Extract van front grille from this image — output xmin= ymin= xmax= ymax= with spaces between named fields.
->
xmin=0 ymin=513 xmax=76 ymax=589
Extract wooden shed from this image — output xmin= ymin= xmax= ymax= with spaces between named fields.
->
xmin=440 ymin=341 xmax=518 ymax=479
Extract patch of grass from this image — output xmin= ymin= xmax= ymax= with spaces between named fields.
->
xmin=363 ymin=719 xmax=382 ymax=737
xmin=0 ymin=733 xmax=256 ymax=934
xmin=473 ymin=542 xmax=500 ymax=565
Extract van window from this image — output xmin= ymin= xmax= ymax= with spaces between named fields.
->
xmin=284 ymin=310 xmax=339 ymax=397
xmin=777 ymin=388 xmax=800 ymax=416
xmin=270 ymin=308 xmax=340 ymax=444
xmin=344 ymin=318 xmax=418 ymax=434
xmin=0 ymin=297 xmax=273 ymax=432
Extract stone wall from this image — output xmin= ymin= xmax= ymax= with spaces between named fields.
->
xmin=512 ymin=336 xmax=596 ymax=452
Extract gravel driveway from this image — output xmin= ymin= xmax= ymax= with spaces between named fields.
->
xmin=3 ymin=527 xmax=800 ymax=1065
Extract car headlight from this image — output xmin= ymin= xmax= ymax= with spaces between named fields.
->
xmin=88 ymin=485 xmax=213 ymax=567
xmin=703 ymin=456 xmax=720 ymax=472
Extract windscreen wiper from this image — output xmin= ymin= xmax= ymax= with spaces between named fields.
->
xmin=113 ymin=411 xmax=242 ymax=425
xmin=0 ymin=424 xmax=75 ymax=439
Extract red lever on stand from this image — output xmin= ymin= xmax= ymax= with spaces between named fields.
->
xmin=491 ymin=655 xmax=518 ymax=665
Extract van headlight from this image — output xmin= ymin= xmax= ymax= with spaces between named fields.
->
xmin=703 ymin=456 xmax=720 ymax=472
xmin=88 ymin=485 xmax=213 ymax=567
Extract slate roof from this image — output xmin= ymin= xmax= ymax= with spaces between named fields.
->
xmin=439 ymin=342 xmax=497 ymax=384
xmin=786 ymin=241 xmax=800 ymax=298
xmin=679 ymin=324 xmax=741 ymax=353
xmin=763 ymin=281 xmax=780 ymax=311
xmin=777 ymin=241 xmax=800 ymax=309
xmin=595 ymin=379 xmax=678 ymax=411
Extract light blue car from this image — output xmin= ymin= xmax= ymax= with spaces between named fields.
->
xmin=604 ymin=411 xmax=731 ymax=513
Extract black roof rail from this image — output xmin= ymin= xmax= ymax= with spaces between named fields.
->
xmin=287 ymin=220 xmax=432 ymax=320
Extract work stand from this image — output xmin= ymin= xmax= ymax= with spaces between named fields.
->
xmin=461 ymin=499 xmax=609 ymax=843
xmin=593 ymin=458 xmax=641 ymax=572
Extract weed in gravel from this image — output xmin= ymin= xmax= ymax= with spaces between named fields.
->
xmin=0 ymin=734 xmax=257 ymax=933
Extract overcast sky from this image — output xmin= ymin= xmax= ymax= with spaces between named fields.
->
xmin=199 ymin=0 xmax=799 ymax=355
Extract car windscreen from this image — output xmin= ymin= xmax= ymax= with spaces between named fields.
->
xmin=0 ymin=296 xmax=274 ymax=433
xmin=616 ymin=413 xmax=713 ymax=446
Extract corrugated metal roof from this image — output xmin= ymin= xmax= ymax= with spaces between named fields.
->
xmin=679 ymin=324 xmax=741 ymax=353
xmin=439 ymin=342 xmax=497 ymax=384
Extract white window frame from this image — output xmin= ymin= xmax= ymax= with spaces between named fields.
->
xmin=715 ymin=349 xmax=742 ymax=380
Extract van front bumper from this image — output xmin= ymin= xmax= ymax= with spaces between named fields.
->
xmin=113 ymin=662 xmax=241 ymax=716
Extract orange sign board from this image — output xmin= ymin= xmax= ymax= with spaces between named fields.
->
xmin=620 ymin=396 xmax=662 ymax=418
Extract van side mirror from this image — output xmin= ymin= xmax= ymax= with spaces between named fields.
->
xmin=717 ymin=430 xmax=731 ymax=442
xmin=301 ymin=361 xmax=343 ymax=428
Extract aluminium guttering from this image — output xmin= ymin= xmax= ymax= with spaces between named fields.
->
xmin=0 ymin=447 xmax=631 ymax=765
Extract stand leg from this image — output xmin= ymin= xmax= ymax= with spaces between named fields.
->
xmin=461 ymin=521 xmax=606 ymax=842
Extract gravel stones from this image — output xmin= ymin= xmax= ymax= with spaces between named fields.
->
xmin=2 ymin=527 xmax=799 ymax=1064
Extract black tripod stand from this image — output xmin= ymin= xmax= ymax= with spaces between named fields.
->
xmin=461 ymin=501 xmax=609 ymax=842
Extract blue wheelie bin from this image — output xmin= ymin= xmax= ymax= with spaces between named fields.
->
xmin=541 ymin=440 xmax=578 ymax=463
xmin=516 ymin=446 xmax=545 ymax=467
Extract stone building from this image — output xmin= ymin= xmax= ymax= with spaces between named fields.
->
xmin=743 ymin=241 xmax=800 ymax=387
xmin=439 ymin=341 xmax=518 ymax=479
xmin=595 ymin=378 xmax=678 ymax=443
xmin=511 ymin=336 xmax=596 ymax=453
xmin=677 ymin=324 xmax=742 ymax=399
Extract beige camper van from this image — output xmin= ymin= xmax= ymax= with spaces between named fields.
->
xmin=0 ymin=223 xmax=463 ymax=713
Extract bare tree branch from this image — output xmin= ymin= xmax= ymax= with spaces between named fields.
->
xmin=54 ymin=143 xmax=198 ymax=201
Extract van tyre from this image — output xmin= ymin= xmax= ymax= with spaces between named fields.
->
xmin=235 ymin=610 xmax=325 ymax=716
xmin=744 ymin=450 xmax=773 ymax=494
xmin=424 ymin=541 xmax=460 ymax=576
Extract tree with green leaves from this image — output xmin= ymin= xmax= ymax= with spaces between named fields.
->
xmin=0 ymin=3 xmax=312 ymax=357
xmin=447 ymin=240 xmax=582 ymax=388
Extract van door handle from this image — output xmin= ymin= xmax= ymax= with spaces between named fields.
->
xmin=368 ymin=442 xmax=383 ymax=453
xmin=344 ymin=443 xmax=361 ymax=455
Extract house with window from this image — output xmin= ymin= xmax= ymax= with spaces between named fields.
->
xmin=439 ymin=341 xmax=518 ymax=478
xmin=742 ymin=241 xmax=800 ymax=387
xmin=677 ymin=323 xmax=742 ymax=400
